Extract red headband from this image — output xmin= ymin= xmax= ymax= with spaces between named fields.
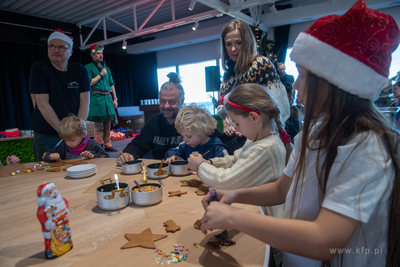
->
xmin=227 ymin=100 xmax=260 ymax=115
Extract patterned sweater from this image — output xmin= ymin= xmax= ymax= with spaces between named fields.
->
xmin=218 ymin=56 xmax=290 ymax=124
xmin=197 ymin=134 xmax=286 ymax=219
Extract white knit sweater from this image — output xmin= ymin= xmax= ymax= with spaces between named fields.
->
xmin=198 ymin=134 xmax=286 ymax=218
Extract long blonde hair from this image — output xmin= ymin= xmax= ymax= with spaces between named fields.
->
xmin=221 ymin=19 xmax=257 ymax=75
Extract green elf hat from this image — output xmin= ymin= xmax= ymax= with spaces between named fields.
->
xmin=90 ymin=44 xmax=103 ymax=54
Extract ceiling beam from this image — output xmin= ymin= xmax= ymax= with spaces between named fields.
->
xmin=126 ymin=23 xmax=227 ymax=54
xmin=259 ymin=0 xmax=399 ymax=27
xmin=196 ymin=0 xmax=270 ymax=31
xmin=79 ymin=9 xmax=222 ymax=50
xmin=76 ymin=0 xmax=152 ymax=26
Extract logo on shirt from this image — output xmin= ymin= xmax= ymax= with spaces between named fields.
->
xmin=68 ymin=82 xmax=79 ymax=89
xmin=153 ymin=136 xmax=183 ymax=146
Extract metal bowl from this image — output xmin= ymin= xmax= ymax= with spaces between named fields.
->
xmin=131 ymin=183 xmax=162 ymax=206
xmin=146 ymin=162 xmax=169 ymax=179
xmin=170 ymin=160 xmax=191 ymax=176
xmin=96 ymin=182 xmax=130 ymax=211
xmin=121 ymin=160 xmax=143 ymax=174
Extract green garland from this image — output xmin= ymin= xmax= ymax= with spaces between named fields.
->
xmin=0 ymin=139 xmax=36 ymax=164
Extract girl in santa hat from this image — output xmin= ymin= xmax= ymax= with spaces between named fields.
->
xmin=198 ymin=1 xmax=400 ymax=266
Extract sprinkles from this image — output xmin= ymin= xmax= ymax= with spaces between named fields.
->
xmin=154 ymin=244 xmax=190 ymax=264
xmin=133 ymin=185 xmax=160 ymax=192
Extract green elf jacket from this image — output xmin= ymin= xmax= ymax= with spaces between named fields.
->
xmin=85 ymin=61 xmax=116 ymax=122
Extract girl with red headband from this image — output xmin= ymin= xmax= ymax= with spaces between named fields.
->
xmin=189 ymin=83 xmax=293 ymax=264
xmin=198 ymin=1 xmax=400 ymax=266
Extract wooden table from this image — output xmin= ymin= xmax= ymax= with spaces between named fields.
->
xmin=0 ymin=158 xmax=266 ymax=267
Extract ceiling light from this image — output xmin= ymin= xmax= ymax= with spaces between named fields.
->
xmin=268 ymin=3 xmax=278 ymax=15
xmin=188 ymin=0 xmax=196 ymax=11
xmin=192 ymin=21 xmax=199 ymax=31
xmin=122 ymin=40 xmax=127 ymax=49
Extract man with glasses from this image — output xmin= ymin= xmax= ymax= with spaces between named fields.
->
xmin=117 ymin=73 xmax=184 ymax=163
xmin=30 ymin=29 xmax=91 ymax=160
xmin=85 ymin=44 xmax=118 ymax=152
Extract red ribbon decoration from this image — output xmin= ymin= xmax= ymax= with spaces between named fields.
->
xmin=219 ymin=95 xmax=225 ymax=105
xmin=227 ymin=100 xmax=260 ymax=115
xmin=278 ymin=129 xmax=291 ymax=143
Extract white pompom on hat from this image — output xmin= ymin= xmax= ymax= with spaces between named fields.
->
xmin=290 ymin=0 xmax=400 ymax=100
xmin=48 ymin=29 xmax=73 ymax=48
xmin=37 ymin=182 xmax=55 ymax=207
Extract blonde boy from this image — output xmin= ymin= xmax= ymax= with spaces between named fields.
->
xmin=165 ymin=104 xmax=227 ymax=162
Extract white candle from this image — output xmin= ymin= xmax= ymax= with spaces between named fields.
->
xmin=114 ymin=174 xmax=120 ymax=189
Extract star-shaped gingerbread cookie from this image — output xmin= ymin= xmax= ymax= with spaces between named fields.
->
xmin=168 ymin=190 xmax=187 ymax=197
xmin=121 ymin=228 xmax=168 ymax=249
xmin=163 ymin=219 xmax=181 ymax=233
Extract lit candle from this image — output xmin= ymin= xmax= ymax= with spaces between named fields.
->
xmin=114 ymin=174 xmax=120 ymax=189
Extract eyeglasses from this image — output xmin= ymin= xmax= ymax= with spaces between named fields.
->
xmin=48 ymin=44 xmax=70 ymax=52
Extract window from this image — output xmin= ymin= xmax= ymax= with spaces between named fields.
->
xmin=284 ymin=48 xmax=298 ymax=81
xmin=157 ymin=66 xmax=177 ymax=89
xmin=389 ymin=46 xmax=400 ymax=79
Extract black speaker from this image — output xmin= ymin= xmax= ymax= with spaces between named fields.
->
xmin=205 ymin=66 xmax=221 ymax=92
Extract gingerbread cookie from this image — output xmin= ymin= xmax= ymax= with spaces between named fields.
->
xmin=180 ymin=179 xmax=202 ymax=187
xmin=70 ymin=159 xmax=88 ymax=165
xmin=194 ymin=219 xmax=202 ymax=230
xmin=168 ymin=190 xmax=187 ymax=197
xmin=46 ymin=167 xmax=61 ymax=172
xmin=48 ymin=161 xmax=66 ymax=167
xmin=121 ymin=228 xmax=167 ymax=249
xmin=163 ymin=220 xmax=181 ymax=233
xmin=195 ymin=184 xmax=209 ymax=196
xmin=207 ymin=230 xmax=236 ymax=249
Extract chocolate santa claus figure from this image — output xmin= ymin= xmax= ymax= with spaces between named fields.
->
xmin=36 ymin=182 xmax=73 ymax=259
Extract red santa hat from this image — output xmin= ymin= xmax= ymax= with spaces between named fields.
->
xmin=37 ymin=182 xmax=55 ymax=207
xmin=90 ymin=44 xmax=103 ymax=54
xmin=290 ymin=0 xmax=400 ymax=100
xmin=48 ymin=29 xmax=73 ymax=48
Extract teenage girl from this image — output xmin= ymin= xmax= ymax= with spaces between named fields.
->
xmin=198 ymin=1 xmax=400 ymax=266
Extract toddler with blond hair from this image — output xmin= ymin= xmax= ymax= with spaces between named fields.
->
xmin=165 ymin=104 xmax=227 ymax=163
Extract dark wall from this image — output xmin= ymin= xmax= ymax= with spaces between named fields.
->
xmin=0 ymin=10 xmax=159 ymax=131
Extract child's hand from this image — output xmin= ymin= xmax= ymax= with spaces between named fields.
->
xmin=165 ymin=155 xmax=181 ymax=163
xmin=116 ymin=153 xmax=134 ymax=166
xmin=188 ymin=154 xmax=205 ymax=171
xmin=80 ymin=151 xmax=94 ymax=159
xmin=201 ymin=189 xmax=236 ymax=210
xmin=6 ymin=155 xmax=20 ymax=165
xmin=49 ymin=153 xmax=60 ymax=161
xmin=200 ymin=202 xmax=238 ymax=235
